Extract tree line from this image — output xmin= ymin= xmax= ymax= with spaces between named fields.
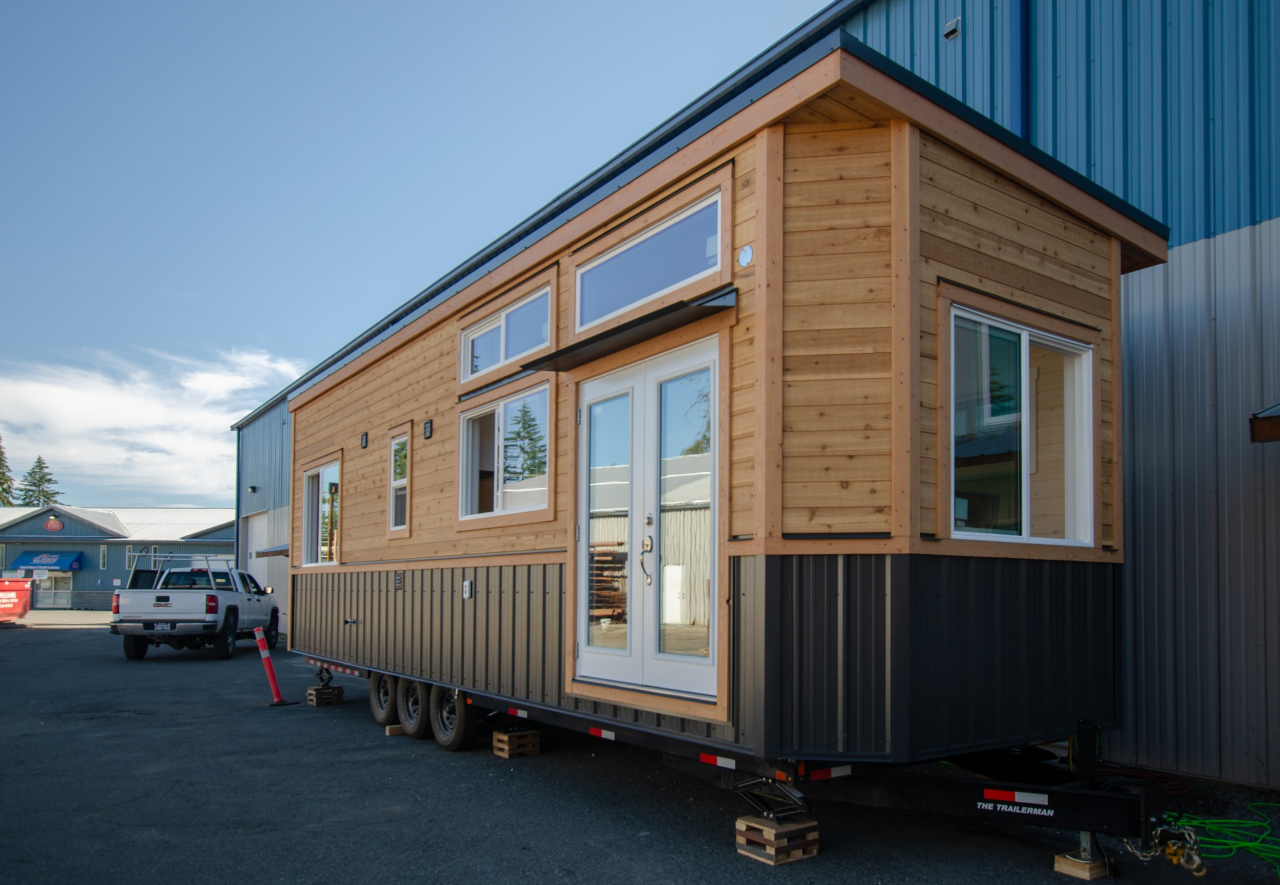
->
xmin=0 ymin=434 xmax=63 ymax=507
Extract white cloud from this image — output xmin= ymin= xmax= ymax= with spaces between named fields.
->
xmin=0 ymin=349 xmax=305 ymax=506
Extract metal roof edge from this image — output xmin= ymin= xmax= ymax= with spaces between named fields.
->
xmin=836 ymin=33 xmax=1170 ymax=240
xmin=232 ymin=0 xmax=875 ymax=431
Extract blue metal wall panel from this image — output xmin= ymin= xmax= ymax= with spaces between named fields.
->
xmin=847 ymin=0 xmax=1280 ymax=245
xmin=0 ymin=512 xmax=113 ymax=539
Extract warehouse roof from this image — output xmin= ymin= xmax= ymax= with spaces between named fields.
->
xmin=232 ymin=0 xmax=1169 ymax=433
xmin=0 ymin=506 xmax=235 ymax=542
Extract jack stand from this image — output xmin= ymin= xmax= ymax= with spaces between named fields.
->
xmin=734 ymin=777 xmax=810 ymax=821
xmin=1055 ymin=831 xmax=1109 ymax=880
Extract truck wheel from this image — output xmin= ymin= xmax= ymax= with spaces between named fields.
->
xmin=263 ymin=612 xmax=279 ymax=650
xmin=396 ymin=679 xmax=432 ymax=740
xmin=428 ymin=685 xmax=476 ymax=751
xmin=369 ymin=673 xmax=399 ymax=726
xmin=214 ymin=611 xmax=238 ymax=660
xmin=122 ymin=635 xmax=149 ymax=660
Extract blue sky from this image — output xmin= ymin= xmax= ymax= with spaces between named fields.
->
xmin=0 ymin=0 xmax=832 ymax=506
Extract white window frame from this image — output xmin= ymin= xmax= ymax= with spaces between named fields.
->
xmin=575 ymin=192 xmax=722 ymax=334
xmin=950 ymin=306 xmax=1094 ymax=547
xmin=151 ymin=545 xmax=159 ymax=568
xmin=389 ymin=435 xmax=409 ymax=531
xmin=460 ymin=286 xmax=552 ymax=382
xmin=303 ymin=460 xmax=341 ymax=566
xmin=458 ymin=384 xmax=551 ymax=520
xmin=125 ymin=545 xmax=133 ymax=568
xmin=99 ymin=545 xmax=108 ymax=570
xmin=0 ymin=544 xmax=5 ymax=570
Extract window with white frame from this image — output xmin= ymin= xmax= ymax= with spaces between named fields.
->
xmin=389 ymin=435 xmax=409 ymax=531
xmin=99 ymin=545 xmax=108 ymax=570
xmin=951 ymin=307 xmax=1093 ymax=544
xmin=461 ymin=287 xmax=551 ymax=380
xmin=460 ymin=385 xmax=549 ymax=518
xmin=303 ymin=461 xmax=341 ymax=564
xmin=125 ymin=545 xmax=133 ymax=568
xmin=0 ymin=544 xmax=5 ymax=570
xmin=576 ymin=192 xmax=721 ymax=331
xmin=151 ymin=545 xmax=159 ymax=568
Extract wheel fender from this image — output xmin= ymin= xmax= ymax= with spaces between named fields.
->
xmin=223 ymin=606 xmax=239 ymax=625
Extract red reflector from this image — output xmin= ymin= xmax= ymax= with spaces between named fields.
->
xmin=810 ymin=769 xmax=831 ymax=781
xmin=111 ymin=594 xmax=119 ymax=615
xmin=205 ymin=594 xmax=218 ymax=614
xmin=984 ymin=789 xmax=1017 ymax=802
xmin=698 ymin=753 xmax=717 ymax=765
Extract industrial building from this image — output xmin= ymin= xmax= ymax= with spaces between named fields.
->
xmin=233 ymin=0 xmax=1278 ymax=787
xmin=0 ymin=505 xmax=234 ymax=610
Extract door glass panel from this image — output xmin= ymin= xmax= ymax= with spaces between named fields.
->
xmin=953 ymin=316 xmax=1022 ymax=535
xmin=657 ymin=369 xmax=711 ymax=657
xmin=587 ymin=394 xmax=630 ymax=650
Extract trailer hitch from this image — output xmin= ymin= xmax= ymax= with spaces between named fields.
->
xmin=1122 ymin=820 xmax=1207 ymax=877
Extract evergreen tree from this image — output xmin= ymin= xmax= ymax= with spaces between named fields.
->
xmin=18 ymin=456 xmax=62 ymax=506
xmin=503 ymin=401 xmax=547 ymax=483
xmin=0 ymin=433 xmax=14 ymax=507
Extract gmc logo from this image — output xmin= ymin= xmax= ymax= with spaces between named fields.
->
xmin=152 ymin=602 xmax=172 ymax=608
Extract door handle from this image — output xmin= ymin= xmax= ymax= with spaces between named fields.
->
xmin=639 ymin=535 xmax=653 ymax=585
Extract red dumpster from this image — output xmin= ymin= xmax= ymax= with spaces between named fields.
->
xmin=0 ymin=579 xmax=32 ymax=623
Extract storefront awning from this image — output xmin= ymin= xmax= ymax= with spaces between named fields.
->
xmin=10 ymin=551 xmax=83 ymax=571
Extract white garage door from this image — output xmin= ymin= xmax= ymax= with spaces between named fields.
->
xmin=245 ymin=512 xmax=269 ymax=589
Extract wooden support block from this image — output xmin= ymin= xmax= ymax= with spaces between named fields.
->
xmin=1054 ymin=853 xmax=1108 ymax=880
xmin=735 ymin=816 xmax=819 ymax=866
xmin=385 ymin=724 xmax=405 ymax=737
xmin=492 ymin=728 xmax=540 ymax=759
xmin=306 ymin=685 xmax=344 ymax=707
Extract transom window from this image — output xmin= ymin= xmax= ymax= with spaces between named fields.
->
xmin=303 ymin=460 xmax=341 ymax=564
xmin=576 ymin=192 xmax=721 ymax=331
xmin=460 ymin=385 xmax=549 ymax=518
xmin=389 ymin=435 xmax=408 ymax=531
xmin=951 ymin=307 xmax=1093 ymax=545
xmin=461 ymin=287 xmax=550 ymax=380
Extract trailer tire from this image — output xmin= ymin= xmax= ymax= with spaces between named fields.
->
xmin=428 ymin=685 xmax=476 ymax=751
xmin=122 ymin=635 xmax=149 ymax=660
xmin=397 ymin=679 xmax=432 ymax=740
xmin=369 ymin=673 xmax=399 ymax=726
xmin=214 ymin=610 xmax=238 ymax=660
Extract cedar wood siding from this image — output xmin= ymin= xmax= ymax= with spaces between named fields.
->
xmin=917 ymin=133 xmax=1120 ymax=548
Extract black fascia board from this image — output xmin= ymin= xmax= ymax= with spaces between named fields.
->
xmin=837 ymin=33 xmax=1170 ymax=240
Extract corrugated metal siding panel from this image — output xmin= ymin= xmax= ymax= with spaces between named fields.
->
xmin=777 ymin=555 xmax=888 ymax=758
xmin=292 ymin=564 xmax=736 ymax=744
xmin=236 ymin=398 xmax=291 ymax=567
xmin=907 ymin=555 xmax=1119 ymax=759
xmin=1119 ymin=218 xmax=1280 ymax=785
xmin=846 ymin=0 xmax=1280 ymax=246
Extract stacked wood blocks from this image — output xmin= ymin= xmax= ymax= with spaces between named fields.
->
xmin=306 ymin=685 xmax=344 ymax=707
xmin=735 ymin=816 xmax=819 ymax=866
xmin=492 ymin=728 xmax=540 ymax=759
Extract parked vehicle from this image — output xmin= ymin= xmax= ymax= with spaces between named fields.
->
xmin=110 ymin=555 xmax=278 ymax=660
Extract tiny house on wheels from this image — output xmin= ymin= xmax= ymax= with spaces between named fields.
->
xmin=283 ymin=11 xmax=1175 ymax=864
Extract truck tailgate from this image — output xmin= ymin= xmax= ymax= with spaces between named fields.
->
xmin=118 ymin=589 xmax=207 ymax=620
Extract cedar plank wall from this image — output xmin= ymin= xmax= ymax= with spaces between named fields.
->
xmin=917 ymin=133 xmax=1118 ymax=545
xmin=292 ymin=140 xmax=759 ymax=566
xmin=781 ymin=123 xmax=893 ymax=534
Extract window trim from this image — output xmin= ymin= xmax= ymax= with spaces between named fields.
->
xmin=460 ymin=286 xmax=551 ymax=382
xmin=99 ymin=545 xmax=108 ymax=571
xmin=456 ymin=265 xmax=559 ymax=396
xmin=565 ymin=166 xmax=734 ymax=346
xmin=945 ymin=300 xmax=1097 ymax=548
xmin=300 ymin=450 xmax=343 ymax=567
xmin=455 ymin=376 xmax=558 ymax=532
xmin=387 ymin=422 xmax=412 ymax=540
xmin=0 ymin=544 xmax=5 ymax=570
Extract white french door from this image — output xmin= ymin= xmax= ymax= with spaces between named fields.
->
xmin=577 ymin=338 xmax=718 ymax=697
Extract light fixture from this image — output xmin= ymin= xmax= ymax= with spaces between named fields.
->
xmin=248 ymin=485 xmax=258 ymax=493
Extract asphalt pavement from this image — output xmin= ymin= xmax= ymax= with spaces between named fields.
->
xmin=1 ymin=621 xmax=1276 ymax=884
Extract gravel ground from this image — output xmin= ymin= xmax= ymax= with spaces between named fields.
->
xmin=1 ymin=622 xmax=1276 ymax=884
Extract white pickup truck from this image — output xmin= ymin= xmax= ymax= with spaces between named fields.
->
xmin=110 ymin=565 xmax=279 ymax=661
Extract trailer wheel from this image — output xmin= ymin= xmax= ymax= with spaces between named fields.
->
xmin=122 ymin=635 xmax=148 ymax=660
xmin=428 ymin=685 xmax=476 ymax=751
xmin=397 ymin=679 xmax=432 ymax=740
xmin=368 ymin=673 xmax=399 ymax=726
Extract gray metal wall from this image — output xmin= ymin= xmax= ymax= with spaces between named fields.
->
xmin=1120 ymin=218 xmax=1280 ymax=786
xmin=236 ymin=397 xmax=292 ymax=626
